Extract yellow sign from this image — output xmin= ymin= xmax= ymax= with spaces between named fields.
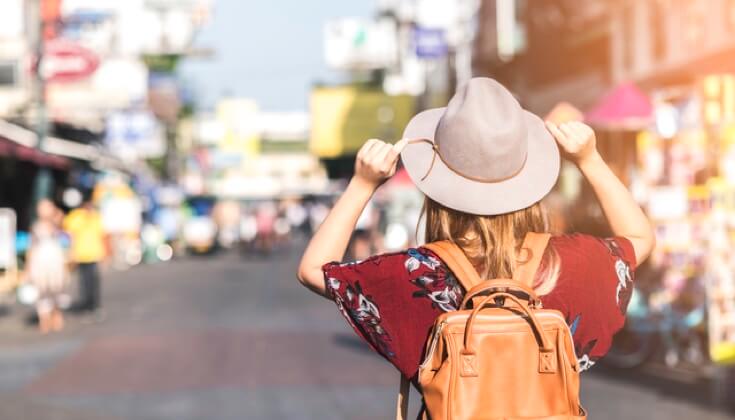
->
xmin=702 ymin=74 xmax=735 ymax=126
xmin=216 ymin=99 xmax=261 ymax=156
xmin=310 ymin=86 xmax=414 ymax=158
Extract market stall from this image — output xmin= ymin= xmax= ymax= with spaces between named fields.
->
xmin=609 ymin=75 xmax=735 ymax=370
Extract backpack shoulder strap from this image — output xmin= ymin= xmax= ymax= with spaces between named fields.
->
xmin=396 ymin=374 xmax=410 ymax=420
xmin=398 ymin=241 xmax=480 ymax=420
xmin=513 ymin=232 xmax=552 ymax=287
xmin=423 ymin=240 xmax=482 ymax=290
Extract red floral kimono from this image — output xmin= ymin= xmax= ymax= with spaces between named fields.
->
xmin=322 ymin=233 xmax=636 ymax=379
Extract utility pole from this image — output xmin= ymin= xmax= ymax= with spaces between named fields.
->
xmin=454 ymin=0 xmax=480 ymax=89
xmin=31 ymin=0 xmax=52 ymax=213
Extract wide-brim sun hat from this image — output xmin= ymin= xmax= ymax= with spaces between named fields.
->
xmin=400 ymin=77 xmax=560 ymax=216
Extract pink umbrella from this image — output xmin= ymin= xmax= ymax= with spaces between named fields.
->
xmin=384 ymin=167 xmax=414 ymax=188
xmin=585 ymin=82 xmax=653 ymax=130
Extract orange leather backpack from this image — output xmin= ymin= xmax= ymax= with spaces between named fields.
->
xmin=396 ymin=233 xmax=586 ymax=420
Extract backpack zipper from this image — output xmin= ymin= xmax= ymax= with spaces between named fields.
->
xmin=420 ymin=321 xmax=447 ymax=370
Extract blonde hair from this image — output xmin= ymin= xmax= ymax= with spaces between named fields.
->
xmin=421 ymin=197 xmax=561 ymax=296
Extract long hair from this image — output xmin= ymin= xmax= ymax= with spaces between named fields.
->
xmin=421 ymin=197 xmax=561 ymax=296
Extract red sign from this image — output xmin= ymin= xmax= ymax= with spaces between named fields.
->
xmin=40 ymin=40 xmax=100 ymax=83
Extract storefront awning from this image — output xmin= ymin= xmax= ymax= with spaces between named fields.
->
xmin=0 ymin=136 xmax=69 ymax=169
xmin=0 ymin=119 xmax=112 ymax=168
xmin=585 ymin=82 xmax=653 ymax=130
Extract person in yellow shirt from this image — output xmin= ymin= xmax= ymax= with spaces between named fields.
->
xmin=63 ymin=197 xmax=107 ymax=313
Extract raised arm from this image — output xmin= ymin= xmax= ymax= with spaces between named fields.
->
xmin=297 ymin=139 xmax=407 ymax=297
xmin=546 ymin=121 xmax=655 ymax=264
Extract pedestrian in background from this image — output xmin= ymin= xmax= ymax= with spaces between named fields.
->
xmin=63 ymin=195 xmax=107 ymax=315
xmin=25 ymin=199 xmax=70 ymax=333
xmin=254 ymin=202 xmax=277 ymax=254
xmin=298 ymin=78 xmax=655 ymax=418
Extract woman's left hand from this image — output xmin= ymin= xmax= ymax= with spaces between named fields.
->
xmin=353 ymin=139 xmax=408 ymax=189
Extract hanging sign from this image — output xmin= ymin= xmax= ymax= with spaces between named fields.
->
xmin=39 ymin=39 xmax=100 ymax=83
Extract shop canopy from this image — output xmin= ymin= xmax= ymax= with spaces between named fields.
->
xmin=0 ymin=119 xmax=122 ymax=169
xmin=0 ymin=136 xmax=68 ymax=169
xmin=585 ymin=82 xmax=653 ymax=130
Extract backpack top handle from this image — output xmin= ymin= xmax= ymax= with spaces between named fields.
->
xmin=461 ymin=280 xmax=540 ymax=309
xmin=462 ymin=291 xmax=554 ymax=355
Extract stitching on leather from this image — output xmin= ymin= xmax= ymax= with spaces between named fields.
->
xmin=461 ymin=354 xmax=478 ymax=377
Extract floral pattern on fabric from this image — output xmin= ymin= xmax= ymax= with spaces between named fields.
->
xmin=566 ymin=313 xmax=596 ymax=371
xmin=326 ymin=274 xmax=394 ymax=357
xmin=601 ymin=238 xmax=634 ymax=314
xmin=407 ymin=248 xmax=463 ymax=312
xmin=577 ymin=339 xmax=599 ymax=371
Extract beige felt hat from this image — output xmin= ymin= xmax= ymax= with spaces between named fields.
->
xmin=400 ymin=77 xmax=560 ymax=215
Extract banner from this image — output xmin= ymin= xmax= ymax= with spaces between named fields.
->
xmin=0 ymin=209 xmax=16 ymax=270
xmin=324 ymin=18 xmax=398 ymax=70
xmin=310 ymin=86 xmax=414 ymax=158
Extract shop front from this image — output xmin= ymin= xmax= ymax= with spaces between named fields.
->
xmin=590 ymin=75 xmax=735 ymax=382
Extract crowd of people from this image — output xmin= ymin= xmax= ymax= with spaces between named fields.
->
xmin=234 ymin=197 xmax=398 ymax=257
xmin=9 ymin=174 xmax=422 ymax=336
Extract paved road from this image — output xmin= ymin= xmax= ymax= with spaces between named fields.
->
xmin=0 ymin=243 xmax=732 ymax=420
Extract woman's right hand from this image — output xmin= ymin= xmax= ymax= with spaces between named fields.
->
xmin=545 ymin=121 xmax=599 ymax=167
xmin=353 ymin=138 xmax=408 ymax=189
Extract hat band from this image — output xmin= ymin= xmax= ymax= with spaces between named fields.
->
xmin=407 ymin=138 xmax=528 ymax=183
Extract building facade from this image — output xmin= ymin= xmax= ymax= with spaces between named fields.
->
xmin=473 ymin=0 xmax=735 ymax=115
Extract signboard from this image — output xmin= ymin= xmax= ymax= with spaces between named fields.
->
xmin=216 ymin=99 xmax=261 ymax=157
xmin=414 ymin=27 xmax=447 ymax=59
xmin=706 ymin=182 xmax=735 ymax=365
xmin=324 ymin=18 xmax=398 ymax=70
xmin=0 ymin=209 xmax=16 ymax=270
xmin=148 ymin=72 xmax=181 ymax=124
xmin=41 ymin=40 xmax=100 ymax=83
xmin=47 ymin=58 xmax=148 ymax=125
xmin=310 ymin=86 xmax=414 ymax=158
xmin=106 ymin=110 xmax=166 ymax=161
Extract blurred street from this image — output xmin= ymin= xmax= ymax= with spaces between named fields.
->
xmin=0 ymin=0 xmax=735 ymax=418
xmin=0 ymin=242 xmax=731 ymax=420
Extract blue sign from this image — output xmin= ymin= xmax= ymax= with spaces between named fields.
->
xmin=414 ymin=27 xmax=447 ymax=59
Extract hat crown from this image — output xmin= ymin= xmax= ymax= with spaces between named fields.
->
xmin=435 ymin=78 xmax=528 ymax=181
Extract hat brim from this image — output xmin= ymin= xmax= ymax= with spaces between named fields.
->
xmin=400 ymin=107 xmax=560 ymax=216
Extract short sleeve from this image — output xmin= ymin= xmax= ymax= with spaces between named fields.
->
xmin=543 ymin=234 xmax=637 ymax=371
xmin=322 ymin=248 xmax=462 ymax=379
